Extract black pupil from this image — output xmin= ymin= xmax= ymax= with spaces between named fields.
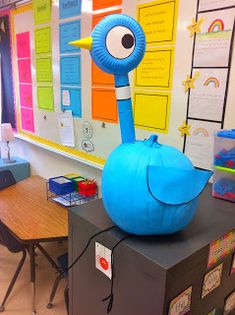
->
xmin=122 ymin=34 xmax=134 ymax=49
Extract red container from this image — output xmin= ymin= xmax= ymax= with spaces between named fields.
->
xmin=78 ymin=180 xmax=97 ymax=197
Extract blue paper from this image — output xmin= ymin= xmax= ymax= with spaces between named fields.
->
xmin=59 ymin=0 xmax=81 ymax=19
xmin=61 ymin=88 xmax=82 ymax=117
xmin=60 ymin=56 xmax=81 ymax=86
xmin=60 ymin=21 xmax=80 ymax=54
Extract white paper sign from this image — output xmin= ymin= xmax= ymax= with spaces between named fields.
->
xmin=185 ymin=120 xmax=221 ymax=170
xmin=224 ymin=291 xmax=235 ymax=315
xmin=62 ymin=90 xmax=71 ymax=106
xmin=168 ymin=287 xmax=192 ymax=315
xmin=199 ymin=0 xmax=235 ymax=12
xmin=58 ymin=110 xmax=75 ymax=147
xmin=194 ymin=9 xmax=235 ymax=67
xmin=95 ymin=242 xmax=112 ymax=279
xmin=202 ymin=264 xmax=223 ymax=298
xmin=189 ymin=68 xmax=228 ymax=121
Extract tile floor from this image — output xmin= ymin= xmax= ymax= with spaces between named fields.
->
xmin=0 ymin=241 xmax=68 ymax=315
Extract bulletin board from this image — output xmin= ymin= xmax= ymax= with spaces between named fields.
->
xmin=7 ymin=0 xmax=235 ymax=169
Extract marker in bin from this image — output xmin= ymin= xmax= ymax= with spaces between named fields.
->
xmin=78 ymin=179 xmax=97 ymax=197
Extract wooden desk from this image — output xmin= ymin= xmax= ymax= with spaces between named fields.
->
xmin=0 ymin=175 xmax=68 ymax=314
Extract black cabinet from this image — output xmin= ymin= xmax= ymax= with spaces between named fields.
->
xmin=69 ymin=185 xmax=235 ymax=315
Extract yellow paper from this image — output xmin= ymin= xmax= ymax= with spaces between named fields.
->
xmin=37 ymin=86 xmax=54 ymax=111
xmin=33 ymin=0 xmax=51 ymax=25
xmin=135 ymin=49 xmax=174 ymax=89
xmin=35 ymin=27 xmax=51 ymax=54
xmin=134 ymin=92 xmax=170 ymax=133
xmin=137 ymin=0 xmax=178 ymax=45
xmin=36 ymin=57 xmax=53 ymax=83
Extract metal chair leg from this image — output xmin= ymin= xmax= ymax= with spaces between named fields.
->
xmin=0 ymin=250 xmax=27 ymax=312
xmin=64 ymin=284 xmax=69 ymax=315
xmin=47 ymin=274 xmax=63 ymax=309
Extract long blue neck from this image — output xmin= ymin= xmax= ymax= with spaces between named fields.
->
xmin=114 ymin=74 xmax=136 ymax=144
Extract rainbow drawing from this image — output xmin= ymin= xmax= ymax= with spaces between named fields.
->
xmin=204 ymin=77 xmax=220 ymax=88
xmin=193 ymin=128 xmax=209 ymax=137
xmin=208 ymin=19 xmax=224 ymax=32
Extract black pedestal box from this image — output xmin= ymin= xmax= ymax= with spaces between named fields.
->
xmin=68 ymin=185 xmax=235 ymax=315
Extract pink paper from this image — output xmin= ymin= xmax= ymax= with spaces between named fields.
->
xmin=18 ymin=59 xmax=32 ymax=83
xmin=20 ymin=107 xmax=35 ymax=132
xmin=19 ymin=84 xmax=33 ymax=108
xmin=16 ymin=32 xmax=31 ymax=59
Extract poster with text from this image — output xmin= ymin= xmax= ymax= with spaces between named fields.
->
xmin=137 ymin=0 xmax=178 ymax=45
xmin=185 ymin=120 xmax=221 ymax=169
xmin=188 ymin=68 xmax=228 ymax=121
xmin=135 ymin=49 xmax=174 ymax=89
xmin=199 ymin=0 xmax=235 ymax=12
xmin=194 ymin=8 xmax=235 ymax=67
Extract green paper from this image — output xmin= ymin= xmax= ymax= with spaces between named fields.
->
xmin=37 ymin=86 xmax=54 ymax=111
xmin=35 ymin=27 xmax=51 ymax=55
xmin=33 ymin=0 xmax=51 ymax=25
xmin=215 ymin=166 xmax=235 ymax=174
xmin=36 ymin=57 xmax=53 ymax=83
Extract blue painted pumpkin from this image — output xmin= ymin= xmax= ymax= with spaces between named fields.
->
xmin=102 ymin=135 xmax=211 ymax=235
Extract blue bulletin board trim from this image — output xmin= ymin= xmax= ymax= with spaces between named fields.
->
xmin=61 ymin=87 xmax=82 ymax=117
xmin=59 ymin=0 xmax=81 ymax=19
xmin=60 ymin=55 xmax=81 ymax=86
xmin=59 ymin=20 xmax=81 ymax=54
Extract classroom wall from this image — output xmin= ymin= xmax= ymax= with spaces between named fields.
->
xmin=9 ymin=138 xmax=102 ymax=184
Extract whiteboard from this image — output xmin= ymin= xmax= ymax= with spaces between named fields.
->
xmin=10 ymin=0 xmax=235 ymax=169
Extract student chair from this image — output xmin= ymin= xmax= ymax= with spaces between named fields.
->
xmin=47 ymin=253 xmax=68 ymax=314
xmin=0 ymin=170 xmax=28 ymax=312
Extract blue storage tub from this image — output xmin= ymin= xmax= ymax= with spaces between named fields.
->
xmin=49 ymin=176 xmax=74 ymax=195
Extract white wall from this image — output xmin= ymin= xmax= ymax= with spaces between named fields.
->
xmin=8 ymin=138 xmax=102 ymax=185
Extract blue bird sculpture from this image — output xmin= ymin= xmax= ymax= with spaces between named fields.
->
xmin=70 ymin=14 xmax=212 ymax=235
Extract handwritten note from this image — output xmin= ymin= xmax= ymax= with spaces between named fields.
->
xmin=37 ymin=86 xmax=54 ymax=111
xmin=135 ymin=49 xmax=174 ymax=89
xmin=185 ymin=120 xmax=221 ymax=170
xmin=16 ymin=32 xmax=30 ymax=59
xmin=202 ymin=264 xmax=223 ymax=298
xmin=36 ymin=57 xmax=53 ymax=83
xmin=19 ymin=84 xmax=33 ymax=108
xmin=59 ymin=0 xmax=81 ymax=19
xmin=168 ymin=287 xmax=192 ymax=315
xmin=18 ymin=59 xmax=32 ymax=83
xmin=60 ymin=20 xmax=80 ymax=53
xmin=61 ymin=88 xmax=82 ymax=117
xmin=20 ymin=107 xmax=35 ymax=132
xmin=194 ymin=8 xmax=235 ymax=67
xmin=35 ymin=27 xmax=51 ymax=55
xmin=33 ymin=0 xmax=51 ymax=25
xmin=188 ymin=68 xmax=228 ymax=121
xmin=199 ymin=0 xmax=235 ymax=11
xmin=60 ymin=56 xmax=81 ymax=86
xmin=58 ymin=110 xmax=75 ymax=147
xmin=138 ymin=0 xmax=177 ymax=44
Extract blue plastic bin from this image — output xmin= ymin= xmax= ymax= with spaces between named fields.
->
xmin=49 ymin=176 xmax=74 ymax=195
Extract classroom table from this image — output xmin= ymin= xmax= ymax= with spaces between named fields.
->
xmin=0 ymin=175 xmax=68 ymax=315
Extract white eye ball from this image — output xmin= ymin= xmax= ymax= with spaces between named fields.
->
xmin=106 ymin=26 xmax=135 ymax=59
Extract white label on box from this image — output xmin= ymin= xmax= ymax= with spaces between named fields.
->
xmin=95 ymin=242 xmax=112 ymax=279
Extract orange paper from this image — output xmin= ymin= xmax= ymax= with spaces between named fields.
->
xmin=92 ymin=88 xmax=118 ymax=123
xmin=92 ymin=10 xmax=121 ymax=86
xmin=93 ymin=0 xmax=122 ymax=11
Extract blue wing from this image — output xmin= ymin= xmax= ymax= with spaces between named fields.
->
xmin=147 ymin=166 xmax=213 ymax=205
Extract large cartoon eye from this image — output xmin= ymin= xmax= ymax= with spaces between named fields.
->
xmin=106 ymin=26 xmax=135 ymax=59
